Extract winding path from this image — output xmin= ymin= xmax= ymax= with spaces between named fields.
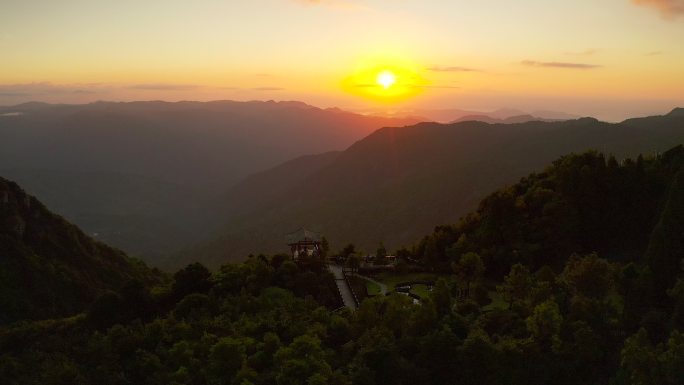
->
xmin=328 ymin=264 xmax=357 ymax=310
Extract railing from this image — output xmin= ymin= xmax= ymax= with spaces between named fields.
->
xmin=341 ymin=268 xmax=360 ymax=308
xmin=329 ymin=267 xmax=346 ymax=309
xmin=333 ymin=283 xmax=345 ymax=309
xmin=327 ymin=263 xmax=357 ymax=309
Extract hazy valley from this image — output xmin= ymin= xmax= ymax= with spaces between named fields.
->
xmin=3 ymin=1 xmax=684 ymax=382
xmin=0 ymin=100 xmax=417 ymax=260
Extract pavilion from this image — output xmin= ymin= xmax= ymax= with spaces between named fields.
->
xmin=286 ymin=227 xmax=322 ymax=260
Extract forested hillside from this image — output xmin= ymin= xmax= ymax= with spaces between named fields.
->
xmin=2 ymin=147 xmax=684 ymax=385
xmin=0 ymin=177 xmax=163 ymax=324
xmin=408 ymin=147 xmax=684 ymax=277
xmin=191 ymin=109 xmax=684 ymax=269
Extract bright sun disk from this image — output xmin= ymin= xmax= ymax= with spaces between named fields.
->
xmin=376 ymin=70 xmax=396 ymax=89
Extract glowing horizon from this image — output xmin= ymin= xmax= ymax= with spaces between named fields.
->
xmin=1 ymin=0 xmax=684 ymax=120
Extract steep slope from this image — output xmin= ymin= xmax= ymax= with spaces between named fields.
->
xmin=0 ymin=169 xmax=210 ymax=260
xmin=0 ymin=101 xmax=416 ymax=258
xmin=411 ymin=146 xmax=684 ymax=278
xmin=646 ymin=166 xmax=684 ymax=294
xmin=6 ymin=149 xmax=684 ymax=385
xmin=0 ymin=177 xmax=162 ymax=324
xmin=192 ymin=110 xmax=684 ymax=268
xmin=224 ymin=151 xmax=341 ymax=218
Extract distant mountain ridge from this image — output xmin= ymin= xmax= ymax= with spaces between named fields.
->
xmin=0 ymin=100 xmax=417 ymax=258
xmin=450 ymin=114 xmax=563 ymax=124
xmin=667 ymin=107 xmax=684 ymax=117
xmin=186 ymin=108 xmax=684 ymax=269
xmin=0 ymin=100 xmax=417 ymax=187
xmin=358 ymin=107 xmax=579 ymax=123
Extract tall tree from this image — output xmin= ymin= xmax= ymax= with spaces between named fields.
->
xmin=621 ymin=328 xmax=662 ymax=385
xmin=452 ymin=252 xmax=485 ymax=296
xmin=320 ymin=236 xmax=330 ymax=259
xmin=375 ymin=242 xmax=387 ymax=265
xmin=527 ymin=299 xmax=563 ymax=350
xmin=498 ymin=263 xmax=533 ymax=309
xmin=646 ymin=170 xmax=684 ymax=296
xmin=561 ymin=253 xmax=613 ymax=300
xmin=341 ymin=244 xmax=356 ymax=260
xmin=430 ymin=278 xmax=453 ymax=316
xmin=172 ymin=262 xmax=212 ymax=300
xmin=346 ymin=254 xmax=361 ymax=274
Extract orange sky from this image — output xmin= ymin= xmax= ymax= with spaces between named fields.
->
xmin=1 ymin=0 xmax=684 ymax=120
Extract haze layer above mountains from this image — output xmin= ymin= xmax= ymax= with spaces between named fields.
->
xmin=2 ymin=101 xmax=683 ymax=270
xmin=0 ymin=101 xmax=416 ymax=259
xmin=194 ymin=108 xmax=684 ymax=269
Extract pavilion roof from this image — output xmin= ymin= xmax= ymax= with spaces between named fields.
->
xmin=286 ymin=227 xmax=321 ymax=244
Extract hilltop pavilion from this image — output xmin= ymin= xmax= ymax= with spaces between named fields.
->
xmin=286 ymin=227 xmax=322 ymax=260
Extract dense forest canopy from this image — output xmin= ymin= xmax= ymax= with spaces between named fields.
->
xmin=0 ymin=177 xmax=162 ymax=324
xmin=2 ymin=145 xmax=684 ymax=384
xmin=410 ymin=147 xmax=684 ymax=278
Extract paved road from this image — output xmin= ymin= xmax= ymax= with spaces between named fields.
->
xmin=353 ymin=274 xmax=388 ymax=296
xmin=328 ymin=264 xmax=357 ymax=310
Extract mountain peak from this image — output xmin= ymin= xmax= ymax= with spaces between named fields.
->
xmin=576 ymin=117 xmax=600 ymax=124
xmin=667 ymin=107 xmax=684 ymax=117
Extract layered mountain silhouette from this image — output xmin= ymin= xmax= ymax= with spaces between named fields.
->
xmin=4 ymin=100 xmax=684 ymax=271
xmin=188 ymin=108 xmax=684 ymax=269
xmin=362 ymin=107 xmax=577 ymax=123
xmin=0 ymin=101 xmax=416 ymax=258
xmin=0 ymin=177 xmax=162 ymax=324
xmin=450 ymin=114 xmax=562 ymax=124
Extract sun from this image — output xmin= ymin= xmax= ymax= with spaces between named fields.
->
xmin=376 ymin=70 xmax=397 ymax=89
xmin=341 ymin=58 xmax=427 ymax=102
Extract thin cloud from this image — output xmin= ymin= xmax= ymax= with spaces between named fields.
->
xmin=251 ymin=87 xmax=285 ymax=91
xmin=0 ymin=83 xmax=113 ymax=104
xmin=428 ymin=66 xmax=481 ymax=73
xmin=129 ymin=83 xmax=200 ymax=91
xmin=353 ymin=84 xmax=460 ymax=90
xmin=0 ymin=82 xmax=110 ymax=96
xmin=632 ymin=0 xmax=684 ymax=19
xmin=416 ymin=85 xmax=461 ymax=89
xmin=0 ymin=92 xmax=29 ymax=97
xmin=521 ymin=60 xmax=602 ymax=69
xmin=71 ymin=89 xmax=98 ymax=94
xmin=644 ymin=50 xmax=664 ymax=56
xmin=353 ymin=84 xmax=377 ymax=88
xmin=565 ymin=49 xmax=600 ymax=56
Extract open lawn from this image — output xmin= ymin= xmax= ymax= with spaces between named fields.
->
xmin=369 ymin=273 xmax=517 ymax=308
xmin=365 ymin=281 xmax=382 ymax=296
xmin=373 ymin=272 xmax=448 ymax=299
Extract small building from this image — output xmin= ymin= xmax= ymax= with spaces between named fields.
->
xmin=286 ymin=227 xmax=322 ymax=260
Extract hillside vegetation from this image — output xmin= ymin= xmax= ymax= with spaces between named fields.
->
xmin=3 ymin=147 xmax=684 ymax=384
xmin=191 ymin=109 xmax=684 ymax=269
xmin=0 ymin=177 xmax=163 ymax=324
